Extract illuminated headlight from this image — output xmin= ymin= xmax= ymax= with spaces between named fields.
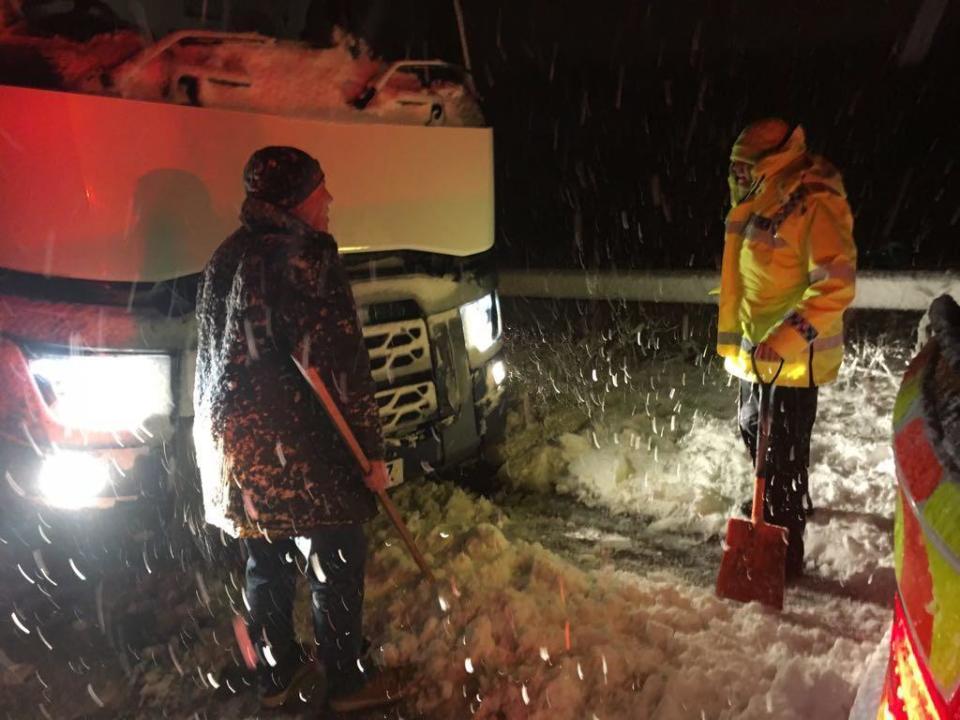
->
xmin=38 ymin=452 xmax=110 ymax=509
xmin=29 ymin=353 xmax=173 ymax=432
xmin=490 ymin=359 xmax=507 ymax=386
xmin=460 ymin=292 xmax=502 ymax=357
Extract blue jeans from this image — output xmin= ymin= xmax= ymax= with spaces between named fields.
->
xmin=243 ymin=524 xmax=367 ymax=690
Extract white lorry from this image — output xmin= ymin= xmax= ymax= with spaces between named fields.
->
xmin=0 ymin=30 xmax=504 ymax=544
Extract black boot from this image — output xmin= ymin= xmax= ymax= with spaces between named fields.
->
xmin=784 ymin=523 xmax=805 ymax=582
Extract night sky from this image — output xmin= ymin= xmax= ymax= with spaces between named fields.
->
xmin=363 ymin=0 xmax=960 ymax=273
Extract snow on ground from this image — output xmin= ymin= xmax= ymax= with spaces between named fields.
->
xmin=0 ymin=305 xmax=910 ymax=718
xmin=496 ymin=312 xmax=907 ymax=594
xmin=13 ymin=475 xmax=880 ymax=719
xmin=361 ymin=482 xmax=888 ymax=720
xmin=352 ymin=306 xmax=909 ymax=719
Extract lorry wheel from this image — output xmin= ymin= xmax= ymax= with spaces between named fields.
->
xmin=451 ymin=458 xmax=502 ymax=497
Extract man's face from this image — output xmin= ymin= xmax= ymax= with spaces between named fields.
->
xmin=728 ymin=160 xmax=755 ymax=206
xmin=730 ymin=160 xmax=754 ymax=189
xmin=295 ymin=181 xmax=334 ymax=231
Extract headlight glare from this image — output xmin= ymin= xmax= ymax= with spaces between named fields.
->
xmin=29 ymin=353 xmax=173 ymax=432
xmin=460 ymin=293 xmax=501 ymax=356
xmin=38 ymin=452 xmax=110 ymax=509
xmin=490 ymin=359 xmax=506 ymax=386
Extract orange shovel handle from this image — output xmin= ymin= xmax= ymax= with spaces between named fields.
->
xmin=292 ymin=356 xmax=437 ymax=586
xmin=294 ymin=360 xmax=372 ymax=475
xmin=750 ymin=354 xmax=784 ymax=527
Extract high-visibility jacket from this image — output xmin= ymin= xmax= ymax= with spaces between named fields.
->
xmin=717 ymin=126 xmax=857 ymax=387
xmin=881 ymin=330 xmax=960 ymax=719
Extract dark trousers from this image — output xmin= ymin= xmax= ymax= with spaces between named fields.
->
xmin=243 ymin=524 xmax=367 ymax=690
xmin=738 ymin=380 xmax=819 ymax=573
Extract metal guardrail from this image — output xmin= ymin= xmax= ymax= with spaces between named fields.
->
xmin=499 ymin=270 xmax=960 ymax=311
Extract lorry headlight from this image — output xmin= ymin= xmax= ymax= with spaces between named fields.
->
xmin=460 ymin=292 xmax=501 ymax=357
xmin=29 ymin=353 xmax=173 ymax=432
xmin=38 ymin=452 xmax=110 ymax=509
xmin=490 ymin=359 xmax=507 ymax=386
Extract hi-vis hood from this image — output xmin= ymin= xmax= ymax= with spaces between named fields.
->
xmin=753 ymin=126 xmax=846 ymax=198
xmin=0 ymin=85 xmax=494 ymax=282
xmin=729 ymin=125 xmax=847 ymax=209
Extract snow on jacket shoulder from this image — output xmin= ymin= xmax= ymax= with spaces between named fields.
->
xmin=193 ymin=198 xmax=382 ymax=539
xmin=717 ymin=127 xmax=856 ymax=387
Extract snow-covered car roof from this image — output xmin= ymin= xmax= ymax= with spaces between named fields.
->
xmin=1 ymin=28 xmax=483 ymax=127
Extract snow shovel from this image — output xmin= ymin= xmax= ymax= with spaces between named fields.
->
xmin=715 ymin=357 xmax=788 ymax=610
xmin=291 ymin=356 xmax=437 ymax=586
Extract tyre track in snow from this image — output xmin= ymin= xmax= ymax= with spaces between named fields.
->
xmin=494 ymin=488 xmax=892 ymax=650
xmin=497 ymin=489 xmax=720 ymax=587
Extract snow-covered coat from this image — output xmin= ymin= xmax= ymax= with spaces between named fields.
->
xmin=193 ymin=197 xmax=383 ymax=539
xmin=717 ymin=126 xmax=857 ymax=387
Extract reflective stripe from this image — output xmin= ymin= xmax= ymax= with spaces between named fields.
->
xmin=717 ymin=331 xmax=742 ymax=346
xmin=812 ymin=333 xmax=844 ymax=351
xmin=725 ymin=220 xmax=747 ymax=235
xmin=785 ymin=311 xmax=818 ymax=342
xmin=750 ymin=213 xmax=774 ymax=232
xmin=745 ymin=224 xmax=787 ymax=249
xmin=809 ymin=261 xmax=855 ymax=284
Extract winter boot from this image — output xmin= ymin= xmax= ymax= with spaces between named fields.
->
xmin=259 ymin=661 xmax=323 ymax=709
xmin=784 ymin=521 xmax=806 ymax=583
xmin=327 ymin=666 xmax=408 ymax=713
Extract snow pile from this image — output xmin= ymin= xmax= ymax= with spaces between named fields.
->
xmin=67 ymin=478 xmax=885 ymax=719
xmin=363 ymin=481 xmax=888 ymax=719
xmin=36 ymin=31 xmax=144 ymax=86
xmin=0 ymin=28 xmax=144 ymax=85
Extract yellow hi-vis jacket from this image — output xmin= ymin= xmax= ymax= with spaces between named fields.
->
xmin=717 ymin=126 xmax=857 ymax=387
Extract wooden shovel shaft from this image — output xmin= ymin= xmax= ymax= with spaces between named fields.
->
xmin=296 ymin=360 xmax=372 ymax=476
xmin=292 ymin=357 xmax=437 ymax=585
xmin=750 ymin=357 xmax=782 ymax=527
xmin=752 ymin=382 xmax=772 ymax=527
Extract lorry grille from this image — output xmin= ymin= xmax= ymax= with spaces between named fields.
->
xmin=363 ymin=319 xmax=432 ymax=383
xmin=374 ymin=381 xmax=438 ymax=435
xmin=362 ymin=316 xmax=437 ymax=435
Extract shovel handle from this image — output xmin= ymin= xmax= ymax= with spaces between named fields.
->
xmin=750 ymin=353 xmax=784 ymax=527
xmin=294 ymin=359 xmax=372 ymax=475
xmin=377 ymin=491 xmax=437 ymax=585
xmin=751 ymin=475 xmax=767 ymax=527
xmin=291 ymin=356 xmax=437 ymax=585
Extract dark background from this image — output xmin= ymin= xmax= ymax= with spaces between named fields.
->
xmin=16 ymin=0 xmax=960 ymax=272
xmin=345 ymin=0 xmax=960 ymax=273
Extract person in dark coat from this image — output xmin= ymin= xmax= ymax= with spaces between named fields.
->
xmin=193 ymin=146 xmax=394 ymax=711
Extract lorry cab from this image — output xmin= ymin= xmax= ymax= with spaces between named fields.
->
xmin=0 ymin=31 xmax=504 ymax=546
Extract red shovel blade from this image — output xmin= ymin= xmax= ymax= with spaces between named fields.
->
xmin=716 ymin=516 xmax=788 ymax=610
